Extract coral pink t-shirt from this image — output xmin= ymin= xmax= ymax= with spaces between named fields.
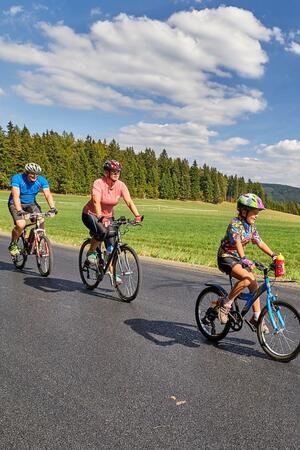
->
xmin=83 ymin=177 xmax=130 ymax=218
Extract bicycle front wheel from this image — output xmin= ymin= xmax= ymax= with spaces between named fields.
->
xmin=36 ymin=235 xmax=52 ymax=277
xmin=12 ymin=235 xmax=27 ymax=270
xmin=258 ymin=301 xmax=300 ymax=362
xmin=79 ymin=239 xmax=103 ymax=290
xmin=113 ymin=245 xmax=140 ymax=302
xmin=195 ymin=286 xmax=231 ymax=342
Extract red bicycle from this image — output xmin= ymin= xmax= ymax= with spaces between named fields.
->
xmin=11 ymin=212 xmax=55 ymax=277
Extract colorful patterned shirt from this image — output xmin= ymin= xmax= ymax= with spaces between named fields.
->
xmin=219 ymin=217 xmax=262 ymax=258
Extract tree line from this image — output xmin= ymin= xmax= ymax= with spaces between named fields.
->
xmin=0 ymin=122 xmax=299 ymax=215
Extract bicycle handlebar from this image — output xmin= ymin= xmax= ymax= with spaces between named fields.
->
xmin=111 ymin=216 xmax=143 ymax=227
xmin=234 ymin=256 xmax=275 ymax=273
xmin=23 ymin=212 xmax=56 ymax=220
xmin=253 ymin=260 xmax=276 ymax=273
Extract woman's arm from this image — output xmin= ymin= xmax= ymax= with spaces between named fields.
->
xmin=91 ymin=191 xmax=102 ymax=218
xmin=122 ymin=191 xmax=140 ymax=217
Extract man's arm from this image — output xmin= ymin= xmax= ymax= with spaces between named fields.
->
xmin=11 ymin=186 xmax=22 ymax=212
xmin=43 ymin=188 xmax=55 ymax=209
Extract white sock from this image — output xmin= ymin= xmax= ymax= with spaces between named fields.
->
xmin=253 ymin=312 xmax=260 ymax=320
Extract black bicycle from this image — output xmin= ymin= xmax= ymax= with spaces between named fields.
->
xmin=195 ymin=261 xmax=300 ymax=362
xmin=79 ymin=216 xmax=142 ymax=302
xmin=11 ymin=212 xmax=55 ymax=277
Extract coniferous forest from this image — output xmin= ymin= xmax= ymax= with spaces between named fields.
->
xmin=0 ymin=122 xmax=299 ymax=215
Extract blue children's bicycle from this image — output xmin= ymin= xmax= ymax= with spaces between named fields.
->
xmin=195 ymin=261 xmax=300 ymax=362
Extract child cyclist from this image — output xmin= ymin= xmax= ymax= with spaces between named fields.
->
xmin=217 ymin=193 xmax=279 ymax=333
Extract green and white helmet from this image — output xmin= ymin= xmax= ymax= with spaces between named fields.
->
xmin=237 ymin=193 xmax=265 ymax=210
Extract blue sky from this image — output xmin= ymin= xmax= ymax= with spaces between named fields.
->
xmin=0 ymin=0 xmax=300 ymax=187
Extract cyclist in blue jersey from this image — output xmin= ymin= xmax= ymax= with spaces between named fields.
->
xmin=8 ymin=163 xmax=57 ymax=256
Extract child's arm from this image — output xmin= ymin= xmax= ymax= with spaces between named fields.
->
xmin=257 ymin=241 xmax=274 ymax=258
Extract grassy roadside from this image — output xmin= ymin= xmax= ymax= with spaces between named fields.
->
xmin=1 ymin=191 xmax=300 ymax=280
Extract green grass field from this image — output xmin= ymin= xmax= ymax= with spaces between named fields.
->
xmin=1 ymin=191 xmax=300 ymax=280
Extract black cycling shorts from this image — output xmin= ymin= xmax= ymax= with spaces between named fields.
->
xmin=81 ymin=212 xmax=117 ymax=247
xmin=218 ymin=255 xmax=251 ymax=275
xmin=8 ymin=202 xmax=42 ymax=224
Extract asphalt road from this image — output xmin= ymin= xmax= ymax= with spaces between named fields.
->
xmin=0 ymin=235 xmax=299 ymax=450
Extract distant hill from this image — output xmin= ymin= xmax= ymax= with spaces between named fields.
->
xmin=262 ymin=183 xmax=300 ymax=203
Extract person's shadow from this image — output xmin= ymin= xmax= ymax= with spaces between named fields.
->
xmin=22 ymin=275 xmax=123 ymax=302
xmin=124 ymin=318 xmax=268 ymax=359
xmin=124 ymin=318 xmax=202 ymax=347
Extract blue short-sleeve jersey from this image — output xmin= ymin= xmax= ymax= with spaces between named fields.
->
xmin=8 ymin=173 xmax=49 ymax=204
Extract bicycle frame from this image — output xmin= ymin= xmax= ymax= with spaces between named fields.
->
xmin=22 ymin=213 xmax=53 ymax=255
xmin=98 ymin=238 xmax=120 ymax=274
xmin=230 ymin=267 xmax=285 ymax=332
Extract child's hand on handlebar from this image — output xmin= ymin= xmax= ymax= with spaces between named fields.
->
xmin=241 ymin=258 xmax=255 ymax=270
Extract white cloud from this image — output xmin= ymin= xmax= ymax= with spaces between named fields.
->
xmin=286 ymin=41 xmax=300 ymax=55
xmin=117 ymin=121 xmax=216 ymax=157
xmin=0 ymin=87 xmax=4 ymax=96
xmin=271 ymin=27 xmax=284 ymax=45
xmin=0 ymin=7 xmax=270 ymax=124
xmin=90 ymin=7 xmax=102 ymax=17
xmin=1 ymin=6 xmax=296 ymax=185
xmin=3 ymin=5 xmax=23 ymax=16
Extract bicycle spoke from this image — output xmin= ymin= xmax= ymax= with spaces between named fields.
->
xmin=258 ymin=301 xmax=300 ymax=362
xmin=114 ymin=245 xmax=140 ymax=302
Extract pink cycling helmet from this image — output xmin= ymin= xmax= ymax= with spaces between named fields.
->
xmin=103 ymin=159 xmax=122 ymax=172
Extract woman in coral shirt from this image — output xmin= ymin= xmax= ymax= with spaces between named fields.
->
xmin=82 ymin=159 xmax=142 ymax=265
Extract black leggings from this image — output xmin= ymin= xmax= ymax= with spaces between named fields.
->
xmin=82 ymin=212 xmax=116 ymax=247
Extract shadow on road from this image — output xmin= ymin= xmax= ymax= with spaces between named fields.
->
xmin=124 ymin=318 xmax=201 ymax=347
xmin=125 ymin=318 xmax=267 ymax=358
xmin=22 ymin=275 xmax=124 ymax=303
xmin=0 ymin=260 xmax=40 ymax=276
xmin=216 ymin=335 xmax=268 ymax=360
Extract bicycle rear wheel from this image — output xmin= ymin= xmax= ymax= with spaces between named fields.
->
xmin=258 ymin=301 xmax=300 ymax=362
xmin=79 ymin=239 xmax=103 ymax=290
xmin=195 ymin=286 xmax=231 ymax=342
xmin=36 ymin=235 xmax=52 ymax=277
xmin=12 ymin=235 xmax=27 ymax=269
xmin=113 ymin=245 xmax=140 ymax=302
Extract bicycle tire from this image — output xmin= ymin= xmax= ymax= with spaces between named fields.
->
xmin=79 ymin=239 xmax=102 ymax=290
xmin=195 ymin=286 xmax=231 ymax=342
xmin=36 ymin=235 xmax=52 ymax=277
xmin=12 ymin=235 xmax=27 ymax=270
xmin=257 ymin=301 xmax=300 ymax=362
xmin=113 ymin=245 xmax=141 ymax=302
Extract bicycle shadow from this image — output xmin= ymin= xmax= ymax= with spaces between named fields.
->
xmin=124 ymin=318 xmax=201 ymax=347
xmin=0 ymin=260 xmax=41 ymax=276
xmin=215 ymin=336 xmax=269 ymax=360
xmin=22 ymin=275 xmax=124 ymax=303
xmin=125 ymin=318 xmax=268 ymax=359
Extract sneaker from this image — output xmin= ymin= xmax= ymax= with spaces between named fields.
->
xmin=86 ymin=251 xmax=98 ymax=266
xmin=8 ymin=241 xmax=20 ymax=256
xmin=218 ymin=304 xmax=231 ymax=324
xmin=249 ymin=316 xmax=269 ymax=334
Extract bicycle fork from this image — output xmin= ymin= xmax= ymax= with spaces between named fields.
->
xmin=266 ymin=295 xmax=285 ymax=333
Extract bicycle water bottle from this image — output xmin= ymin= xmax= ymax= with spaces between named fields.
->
xmin=106 ymin=244 xmax=113 ymax=254
xmin=275 ymin=254 xmax=285 ymax=277
xmin=103 ymin=244 xmax=113 ymax=263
